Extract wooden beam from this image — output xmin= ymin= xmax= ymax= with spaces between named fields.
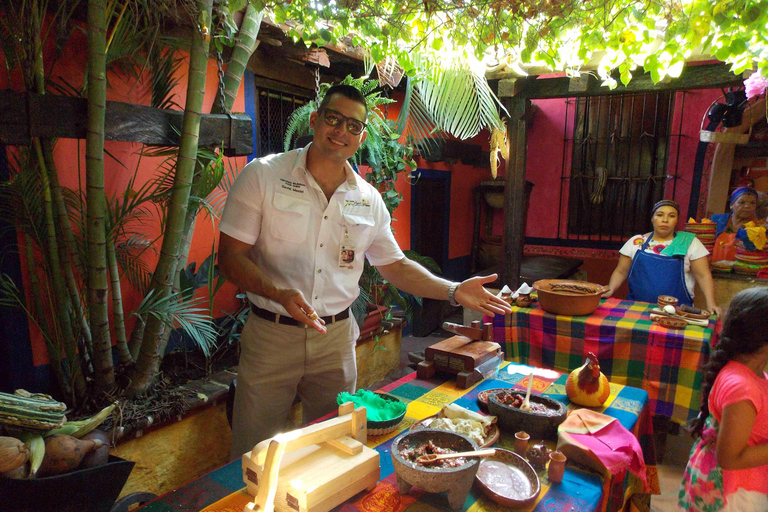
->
xmin=502 ymin=96 xmax=531 ymax=289
xmin=0 ymin=90 xmax=253 ymax=155
xmin=513 ymin=63 xmax=742 ymax=99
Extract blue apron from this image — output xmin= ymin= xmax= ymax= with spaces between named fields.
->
xmin=626 ymin=234 xmax=693 ymax=306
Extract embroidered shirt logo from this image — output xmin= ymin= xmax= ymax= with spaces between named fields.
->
xmin=280 ymin=178 xmax=306 ymax=194
xmin=344 ymin=199 xmax=370 ymax=208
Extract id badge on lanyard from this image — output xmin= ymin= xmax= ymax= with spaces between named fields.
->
xmin=338 ymin=227 xmax=357 ymax=270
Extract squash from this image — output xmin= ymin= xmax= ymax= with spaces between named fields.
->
xmin=0 ymin=436 xmax=29 ymax=473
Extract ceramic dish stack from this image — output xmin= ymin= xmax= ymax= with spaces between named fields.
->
xmin=733 ymin=242 xmax=768 ymax=276
xmin=710 ymin=260 xmax=734 ymax=273
xmin=684 ymin=221 xmax=716 ymax=255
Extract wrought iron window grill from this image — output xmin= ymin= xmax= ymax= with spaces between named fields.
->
xmin=255 ymin=87 xmax=311 ymax=157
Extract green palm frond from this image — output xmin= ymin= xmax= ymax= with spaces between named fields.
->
xmin=395 ymin=76 xmax=441 ymax=154
xmin=147 ymin=46 xmax=182 ymax=110
xmin=207 ymin=158 xmax=242 ymax=217
xmin=116 ymin=234 xmax=154 ymax=295
xmin=414 ymin=56 xmax=506 ymax=140
xmin=132 ymin=290 xmax=218 ymax=357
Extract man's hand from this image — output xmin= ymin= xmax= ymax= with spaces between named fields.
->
xmin=275 ymin=288 xmax=327 ymax=333
xmin=454 ymin=274 xmax=512 ymax=316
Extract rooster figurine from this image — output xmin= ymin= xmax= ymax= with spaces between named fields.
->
xmin=565 ymin=352 xmax=610 ymax=407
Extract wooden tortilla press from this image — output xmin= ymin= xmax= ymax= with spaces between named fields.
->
xmin=416 ymin=321 xmax=502 ymax=389
xmin=242 ymin=403 xmax=380 ymax=512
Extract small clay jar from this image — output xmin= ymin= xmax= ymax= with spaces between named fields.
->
xmin=525 ymin=443 xmax=550 ymax=471
xmin=516 ymin=294 xmax=533 ymax=308
xmin=514 ymin=431 xmax=530 ymax=456
xmin=548 ymin=450 xmax=567 ymax=483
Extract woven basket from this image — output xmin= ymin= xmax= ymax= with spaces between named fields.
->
xmin=367 ymin=392 xmax=406 ymax=436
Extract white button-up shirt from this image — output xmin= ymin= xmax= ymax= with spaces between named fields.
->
xmin=219 ymin=144 xmax=404 ymax=316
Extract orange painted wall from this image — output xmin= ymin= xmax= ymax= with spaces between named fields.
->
xmin=2 ymin=29 xmax=243 ymax=366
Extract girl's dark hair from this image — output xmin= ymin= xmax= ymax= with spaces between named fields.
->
xmin=691 ymin=287 xmax=768 ymax=436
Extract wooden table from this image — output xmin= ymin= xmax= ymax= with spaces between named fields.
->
xmin=138 ymin=363 xmax=658 ymax=512
xmin=491 ymin=297 xmax=714 ymax=425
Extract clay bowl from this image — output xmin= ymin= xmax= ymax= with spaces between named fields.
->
xmin=675 ymin=306 xmax=711 ymax=320
xmin=410 ymin=415 xmax=500 ymax=448
xmin=475 ymin=448 xmax=541 ymax=509
xmin=653 ymin=315 xmax=687 ymax=329
xmin=657 ymin=295 xmax=679 ymax=309
xmin=533 ymin=279 xmax=608 ymax=316
xmin=477 ymin=388 xmax=507 ymax=412
xmin=486 ymin=390 xmax=567 ymax=441
xmin=391 ymin=429 xmax=480 ymax=510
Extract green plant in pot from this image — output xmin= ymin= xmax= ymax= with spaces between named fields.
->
xmin=284 ymin=76 xmax=437 ymax=333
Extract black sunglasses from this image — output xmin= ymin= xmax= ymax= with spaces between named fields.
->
xmin=320 ymin=108 xmax=367 ymax=135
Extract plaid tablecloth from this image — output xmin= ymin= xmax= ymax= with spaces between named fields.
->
xmin=140 ymin=362 xmax=658 ymax=512
xmin=492 ymin=297 xmax=714 ymax=425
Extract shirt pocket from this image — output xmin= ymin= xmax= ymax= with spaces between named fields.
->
xmin=270 ymin=192 xmax=310 ymax=243
xmin=342 ymin=210 xmax=376 ymax=249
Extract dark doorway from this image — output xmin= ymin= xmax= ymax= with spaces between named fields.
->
xmin=410 ymin=170 xmax=451 ymax=336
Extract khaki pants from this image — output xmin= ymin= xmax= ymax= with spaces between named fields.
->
xmin=229 ymin=313 xmax=359 ymax=460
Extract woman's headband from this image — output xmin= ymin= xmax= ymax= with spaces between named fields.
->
xmin=651 ymin=199 xmax=680 ymax=215
xmin=730 ymin=186 xmax=757 ymax=203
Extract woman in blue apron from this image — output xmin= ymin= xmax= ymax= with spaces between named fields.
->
xmin=603 ymin=200 xmax=722 ymax=316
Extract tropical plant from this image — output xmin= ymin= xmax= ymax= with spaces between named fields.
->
xmin=0 ymin=0 xmax=264 ymax=406
xmin=257 ymin=0 xmax=767 ymax=89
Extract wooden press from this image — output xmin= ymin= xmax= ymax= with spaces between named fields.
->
xmin=416 ymin=320 xmax=502 ymax=388
xmin=242 ymin=402 xmax=380 ymax=512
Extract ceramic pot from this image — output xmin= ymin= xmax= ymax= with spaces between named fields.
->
xmin=525 ymin=443 xmax=550 ymax=471
xmin=533 ymin=279 xmax=608 ymax=316
xmin=514 ymin=431 xmax=530 ymax=456
xmin=547 ymin=450 xmax=567 ymax=483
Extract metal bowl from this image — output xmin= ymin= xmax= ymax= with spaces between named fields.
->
xmin=533 ymin=279 xmax=607 ymax=316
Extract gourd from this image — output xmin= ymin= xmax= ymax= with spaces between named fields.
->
xmin=37 ymin=434 xmax=104 ymax=477
xmin=0 ymin=436 xmax=29 ymax=473
xmin=0 ymin=390 xmax=67 ymax=431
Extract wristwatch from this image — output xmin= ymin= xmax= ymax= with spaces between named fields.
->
xmin=448 ymin=282 xmax=460 ymax=307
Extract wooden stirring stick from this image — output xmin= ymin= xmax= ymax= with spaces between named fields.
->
xmin=416 ymin=448 xmax=497 ymax=464
xmin=521 ymin=371 xmax=534 ymax=411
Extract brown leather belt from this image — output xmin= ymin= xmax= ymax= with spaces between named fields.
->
xmin=249 ymin=303 xmax=349 ymax=327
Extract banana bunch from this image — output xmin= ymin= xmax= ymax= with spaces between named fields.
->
xmin=590 ymin=167 xmax=607 ymax=204
xmin=489 ymin=118 xmax=509 ymax=179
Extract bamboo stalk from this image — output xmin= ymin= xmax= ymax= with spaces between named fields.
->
xmin=127 ymin=0 xmax=214 ymax=396
xmin=106 ymin=228 xmax=133 ymax=364
xmin=24 ymin=236 xmax=69 ymax=398
xmin=211 ymin=5 xmax=264 ymax=114
xmin=85 ymin=0 xmax=115 ymax=393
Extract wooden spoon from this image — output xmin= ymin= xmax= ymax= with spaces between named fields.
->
xmin=416 ymin=448 xmax=497 ymax=464
xmin=521 ymin=371 xmax=534 ymax=411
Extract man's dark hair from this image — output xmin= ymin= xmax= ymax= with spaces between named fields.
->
xmin=317 ymin=84 xmax=368 ymax=119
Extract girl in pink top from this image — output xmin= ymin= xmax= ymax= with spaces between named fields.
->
xmin=679 ymin=287 xmax=768 ymax=511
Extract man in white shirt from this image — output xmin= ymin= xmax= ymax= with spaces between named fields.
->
xmin=219 ymin=85 xmax=511 ymax=459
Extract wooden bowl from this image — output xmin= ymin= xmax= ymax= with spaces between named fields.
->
xmin=532 ymin=279 xmax=608 ymax=316
xmin=410 ymin=415 xmax=500 ymax=448
xmin=475 ymin=448 xmax=541 ymax=508
xmin=487 ymin=390 xmax=567 ymax=441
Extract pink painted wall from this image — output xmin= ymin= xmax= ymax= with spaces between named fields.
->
xmin=2 ymin=28 xmax=244 ymax=366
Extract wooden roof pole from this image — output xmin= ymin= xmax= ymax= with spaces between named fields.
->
xmin=499 ymin=79 xmax=530 ymax=290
